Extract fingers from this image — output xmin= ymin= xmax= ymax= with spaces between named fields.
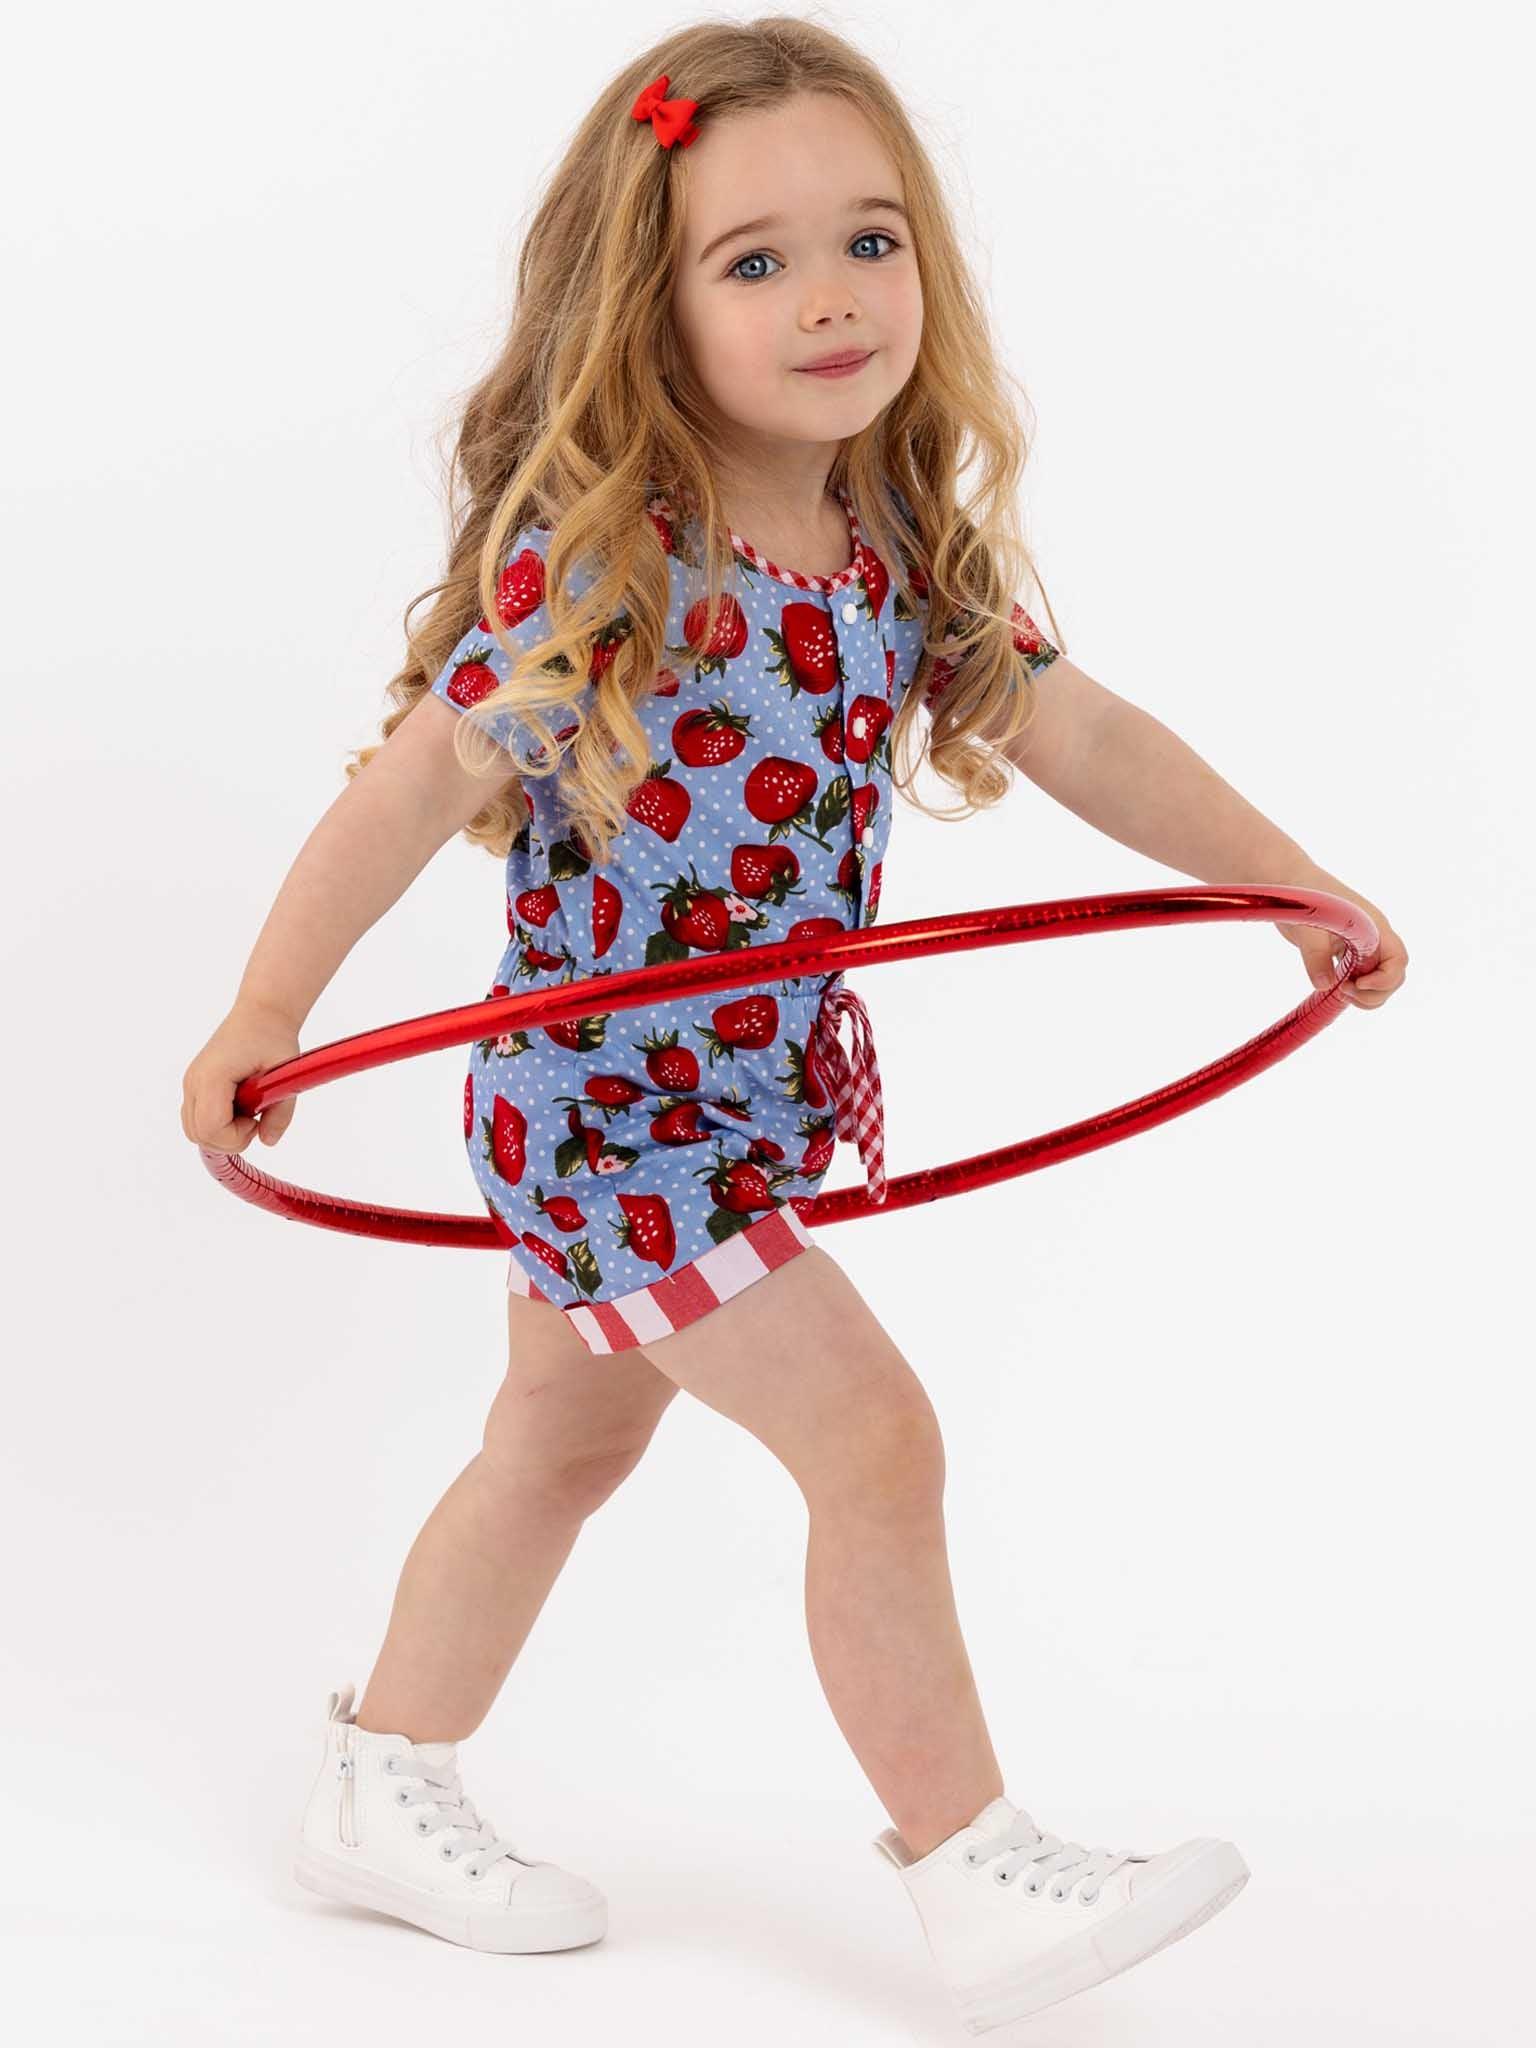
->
xmin=205 ymin=1116 xmax=259 ymax=1155
xmin=182 ymin=1078 xmax=262 ymax=1154
xmin=196 ymin=1122 xmax=257 ymax=1155
xmin=183 ymin=1014 xmax=303 ymax=1155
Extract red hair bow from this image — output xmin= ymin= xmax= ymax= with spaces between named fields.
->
xmin=630 ymin=73 xmax=701 ymax=150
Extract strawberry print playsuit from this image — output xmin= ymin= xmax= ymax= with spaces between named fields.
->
xmin=429 ymin=479 xmax=1059 ymax=1356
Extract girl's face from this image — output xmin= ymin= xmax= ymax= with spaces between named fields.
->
xmin=670 ymin=94 xmax=923 ymax=473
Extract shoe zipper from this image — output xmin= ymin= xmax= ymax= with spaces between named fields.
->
xmin=336 ymin=1722 xmax=358 ymax=1848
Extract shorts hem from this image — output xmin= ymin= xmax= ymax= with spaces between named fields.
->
xmin=506 ymin=1200 xmax=816 ymax=1355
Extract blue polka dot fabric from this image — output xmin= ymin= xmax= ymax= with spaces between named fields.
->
xmin=427 ymin=479 xmax=1059 ymax=1352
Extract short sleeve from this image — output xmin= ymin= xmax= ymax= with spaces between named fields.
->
xmin=1003 ymin=600 xmax=1060 ymax=675
xmin=924 ymin=598 xmax=1060 ymax=712
xmin=427 ymin=523 xmax=594 ymax=768
xmin=882 ymin=483 xmax=1059 ymax=711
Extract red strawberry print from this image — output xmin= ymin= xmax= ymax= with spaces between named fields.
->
xmin=559 ymin=1103 xmax=607 ymax=1175
xmin=520 ymin=1231 xmax=570 ymax=1280
xmin=443 ymin=651 xmax=502 ymax=713
xmin=707 ymin=1091 xmax=752 ymax=1123
xmin=626 ymin=762 xmax=692 ymax=840
xmin=531 ymin=1185 xmax=587 ymax=1233
xmin=655 ymin=872 xmax=733 ymax=951
xmin=731 ymin=843 xmax=801 ymax=899
xmin=797 ymin=1116 xmax=835 ymax=1177
xmin=843 ymin=694 xmax=891 ymax=765
xmin=588 ymin=619 xmax=631 ymax=681
xmin=850 ymin=784 xmax=879 ymax=842
xmin=858 ymin=548 xmax=890 ymax=623
xmin=581 ymin=1074 xmax=648 ymax=1114
xmin=743 ymin=757 xmax=817 ymax=824
xmin=833 ymin=847 xmax=861 ymax=910
xmin=699 ymin=994 xmax=780 ymax=1061
xmin=764 ymin=602 xmax=842 ymax=696
xmin=475 ymin=547 xmax=546 ymax=634
xmin=704 ymin=1157 xmax=779 ymax=1214
xmin=795 ymin=1034 xmax=830 ymax=1112
xmin=1009 ymin=600 xmax=1051 ymax=661
xmin=517 ymin=883 xmax=561 ymax=928
xmin=672 ymin=702 xmax=751 ymax=767
xmin=432 ymin=478 xmax=1060 ymax=1316
xmin=638 ymin=1028 xmax=700 ymax=1093
xmin=742 ymin=758 xmax=834 ymax=849
xmin=682 ymin=594 xmax=749 ymax=676
xmin=651 ymin=1101 xmax=715 ymax=1145
xmin=485 ymin=1095 xmax=528 ymax=1185
xmin=814 ymin=704 xmax=847 ymax=763
xmin=543 ymin=1010 xmax=609 ymax=1054
xmin=614 ymin=1192 xmax=677 ymax=1269
xmin=591 ymin=874 xmax=621 ymax=958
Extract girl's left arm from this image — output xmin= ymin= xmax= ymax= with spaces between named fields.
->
xmin=998 ymin=658 xmax=1408 ymax=1010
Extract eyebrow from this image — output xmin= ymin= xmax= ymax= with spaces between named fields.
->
xmin=696 ymin=196 xmax=910 ymax=268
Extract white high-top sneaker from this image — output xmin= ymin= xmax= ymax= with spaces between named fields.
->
xmin=293 ymin=1683 xmax=607 ymax=1954
xmin=873 ymin=1794 xmax=1248 ymax=2034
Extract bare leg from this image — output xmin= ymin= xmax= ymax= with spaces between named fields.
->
xmin=640 ymin=1246 xmax=1004 ymax=1860
xmin=355 ymin=1297 xmax=679 ymax=1743
xmin=803 ymin=1492 xmax=1003 ymax=1859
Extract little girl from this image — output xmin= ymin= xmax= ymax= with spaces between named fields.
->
xmin=182 ymin=18 xmax=1405 ymax=2032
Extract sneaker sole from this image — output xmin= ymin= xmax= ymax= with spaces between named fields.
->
xmin=955 ymin=1838 xmax=1250 ymax=2034
xmin=292 ymin=1844 xmax=607 ymax=1954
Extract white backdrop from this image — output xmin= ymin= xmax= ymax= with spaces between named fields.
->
xmin=3 ymin=2 xmax=1530 ymax=2042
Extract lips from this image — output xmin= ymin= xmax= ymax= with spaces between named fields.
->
xmin=797 ymin=350 xmax=874 ymax=371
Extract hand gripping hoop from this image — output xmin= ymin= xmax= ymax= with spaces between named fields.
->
xmin=198 ymin=885 xmax=1378 ymax=1248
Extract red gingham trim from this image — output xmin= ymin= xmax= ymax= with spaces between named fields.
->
xmin=812 ymin=982 xmax=887 ymax=1205
xmin=506 ymin=1200 xmax=816 ymax=1356
xmin=728 ymin=484 xmax=865 ymax=593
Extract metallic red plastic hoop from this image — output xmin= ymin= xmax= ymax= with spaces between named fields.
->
xmin=199 ymin=886 xmax=1378 ymax=1248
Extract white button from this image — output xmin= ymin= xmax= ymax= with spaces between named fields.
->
xmin=860 ymin=825 xmax=874 ymax=847
xmin=841 ymin=601 xmax=859 ymax=623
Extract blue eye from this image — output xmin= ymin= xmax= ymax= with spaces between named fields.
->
xmin=727 ymin=231 xmax=903 ymax=284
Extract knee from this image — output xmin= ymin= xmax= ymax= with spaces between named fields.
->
xmin=478 ymin=1431 xmax=658 ymax=1519
xmin=813 ymin=1391 xmax=947 ymax=1519
xmin=554 ymin=1441 xmax=656 ymax=1517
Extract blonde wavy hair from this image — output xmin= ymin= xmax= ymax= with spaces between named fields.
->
xmin=347 ymin=12 xmax=1066 ymax=866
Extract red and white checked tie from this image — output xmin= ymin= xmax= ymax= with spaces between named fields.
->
xmin=812 ymin=982 xmax=888 ymax=1205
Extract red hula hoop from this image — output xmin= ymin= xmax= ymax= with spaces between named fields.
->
xmin=199 ymin=886 xmax=1378 ymax=1249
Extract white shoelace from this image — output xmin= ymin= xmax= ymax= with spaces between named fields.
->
xmin=383 ymin=1753 xmax=525 ymax=1879
xmin=965 ymin=1808 xmax=1135 ymax=1905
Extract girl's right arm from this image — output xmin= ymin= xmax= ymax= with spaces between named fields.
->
xmin=181 ymin=693 xmax=523 ymax=1156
